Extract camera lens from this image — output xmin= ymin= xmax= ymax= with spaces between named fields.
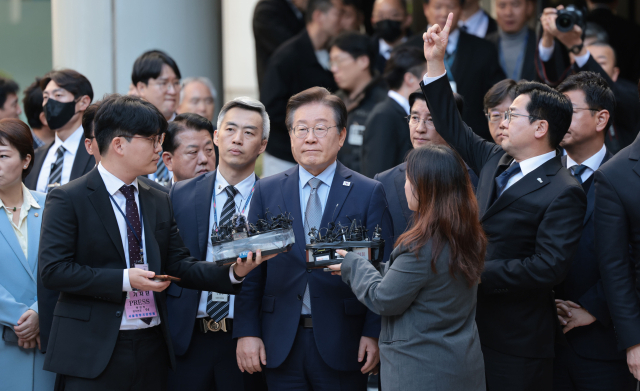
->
xmin=556 ymin=15 xmax=574 ymax=32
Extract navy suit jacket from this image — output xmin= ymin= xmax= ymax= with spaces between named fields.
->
xmin=233 ymin=161 xmax=393 ymax=371
xmin=556 ymin=152 xmax=624 ymax=361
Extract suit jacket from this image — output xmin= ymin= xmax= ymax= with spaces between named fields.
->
xmin=38 ymin=168 xmax=240 ymax=379
xmin=555 ymin=152 xmax=623 ymax=361
xmin=484 ymin=11 xmax=498 ymax=37
xmin=261 ymin=29 xmax=338 ymax=163
xmin=594 ymin=134 xmax=640 ymax=351
xmin=421 ymin=76 xmax=587 ymax=358
xmin=374 ymin=161 xmax=478 ymax=241
xmin=341 ymin=242 xmax=485 ymax=391
xmin=233 ymin=161 xmax=393 ymax=371
xmin=404 ymin=30 xmax=506 ymax=141
xmin=37 ymin=174 xmax=168 ymax=354
xmin=253 ymin=0 xmax=305 ymax=92
xmin=24 ymin=137 xmax=95 ymax=191
xmin=361 ymin=96 xmax=412 ymax=178
xmin=485 ymin=28 xmax=537 ymax=82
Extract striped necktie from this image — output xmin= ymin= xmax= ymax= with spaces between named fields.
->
xmin=47 ymin=145 xmax=66 ymax=192
xmin=155 ymin=152 xmax=169 ymax=184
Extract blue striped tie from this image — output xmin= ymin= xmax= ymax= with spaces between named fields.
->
xmin=46 ymin=146 xmax=66 ymax=192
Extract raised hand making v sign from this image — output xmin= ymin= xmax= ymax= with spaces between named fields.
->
xmin=423 ymin=12 xmax=455 ymax=78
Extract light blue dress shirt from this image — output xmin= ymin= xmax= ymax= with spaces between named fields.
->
xmin=298 ymin=161 xmax=337 ymax=228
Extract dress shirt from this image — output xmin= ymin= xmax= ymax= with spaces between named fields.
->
xmin=315 ymin=49 xmax=331 ymax=71
xmin=197 ymin=170 xmax=257 ymax=319
xmin=0 ymin=184 xmax=40 ymax=258
xmin=387 ymin=90 xmax=410 ymax=115
xmin=97 ymin=163 xmax=160 ymax=330
xmin=36 ymin=125 xmax=84 ymax=193
xmin=446 ymin=28 xmax=461 ymax=55
xmin=457 ymin=8 xmax=490 ymax=38
xmin=538 ymin=42 xmax=591 ymax=68
xmin=566 ymin=144 xmax=607 ymax=183
xmin=378 ymin=37 xmax=407 ymax=60
xmin=505 ymin=150 xmax=557 ymax=190
xmin=299 ymin=161 xmax=337 ymax=229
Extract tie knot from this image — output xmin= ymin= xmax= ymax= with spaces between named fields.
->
xmin=224 ymin=185 xmax=238 ymax=198
xmin=119 ymin=185 xmax=136 ymax=201
xmin=56 ymin=145 xmax=66 ymax=155
xmin=307 ymin=178 xmax=322 ymax=191
xmin=571 ymin=164 xmax=588 ymax=177
xmin=503 ymin=162 xmax=521 ymax=177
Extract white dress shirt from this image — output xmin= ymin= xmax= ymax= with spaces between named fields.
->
xmin=36 ymin=125 xmax=84 ymax=193
xmin=97 ymin=163 xmax=160 ymax=330
xmin=197 ymin=170 xmax=257 ymax=319
xmin=458 ymin=8 xmax=490 ymax=38
xmin=378 ymin=37 xmax=407 ymax=60
xmin=387 ymin=90 xmax=410 ymax=115
xmin=566 ymin=144 xmax=607 ymax=183
xmin=505 ymin=150 xmax=557 ymax=191
xmin=538 ymin=42 xmax=591 ymax=68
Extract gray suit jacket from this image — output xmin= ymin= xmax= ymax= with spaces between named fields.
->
xmin=341 ymin=242 xmax=486 ymax=391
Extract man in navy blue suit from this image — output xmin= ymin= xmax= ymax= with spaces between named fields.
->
xmin=553 ymin=72 xmax=636 ymax=390
xmin=167 ymin=97 xmax=270 ymax=390
xmin=234 ymin=87 xmax=393 ymax=390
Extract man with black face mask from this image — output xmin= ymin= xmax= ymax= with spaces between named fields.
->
xmin=24 ymin=69 xmax=95 ymax=192
xmin=371 ymin=0 xmax=413 ymax=73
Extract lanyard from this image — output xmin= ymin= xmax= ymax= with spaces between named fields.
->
xmin=108 ymin=193 xmax=144 ymax=259
xmin=212 ymin=179 xmax=257 ymax=231
xmin=498 ymin=30 xmax=529 ymax=81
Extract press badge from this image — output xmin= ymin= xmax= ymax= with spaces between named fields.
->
xmin=347 ymin=124 xmax=366 ymax=146
xmin=208 ymin=292 xmax=229 ymax=302
xmin=125 ymin=264 xmax=158 ymax=320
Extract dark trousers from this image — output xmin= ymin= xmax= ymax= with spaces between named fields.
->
xmin=554 ymin=343 xmax=637 ymax=391
xmin=63 ymin=327 xmax=169 ymax=391
xmin=482 ymin=344 xmax=553 ymax=391
xmin=167 ymin=319 xmax=267 ymax=391
xmin=265 ymin=325 xmax=368 ymax=391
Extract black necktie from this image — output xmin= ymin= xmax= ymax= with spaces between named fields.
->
xmin=495 ymin=162 xmax=521 ymax=198
xmin=47 ymin=145 xmax=66 ymax=192
xmin=570 ymin=164 xmax=588 ymax=184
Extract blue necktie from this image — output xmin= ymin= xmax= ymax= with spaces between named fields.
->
xmin=302 ymin=178 xmax=323 ymax=315
xmin=495 ymin=162 xmax=521 ymax=198
xmin=570 ymin=164 xmax=587 ymax=184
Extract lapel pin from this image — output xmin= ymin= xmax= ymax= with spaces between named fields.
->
xmin=537 ymin=178 xmax=543 ymax=183
xmin=34 ymin=213 xmax=39 ymax=217
xmin=343 ymin=181 xmax=351 ymax=187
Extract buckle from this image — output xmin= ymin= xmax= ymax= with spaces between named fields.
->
xmin=204 ymin=318 xmax=227 ymax=333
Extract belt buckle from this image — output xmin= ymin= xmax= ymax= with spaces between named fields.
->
xmin=205 ymin=318 xmax=227 ymax=333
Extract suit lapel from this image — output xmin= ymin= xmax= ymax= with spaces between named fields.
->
xmin=70 ymin=137 xmax=94 ymax=180
xmin=86 ymin=169 xmax=127 ymax=267
xmin=281 ymin=166 xmax=306 ymax=262
xmin=394 ymin=163 xmax=412 ymax=224
xmin=195 ymin=172 xmax=216 ymax=260
xmin=583 ymin=151 xmax=613 ymax=225
xmin=479 ymin=153 xmax=512 ymax=218
xmin=320 ymin=162 xmax=353 ymax=228
xmin=0 ymin=212 xmax=32 ymax=280
xmin=138 ymin=180 xmax=161 ymax=274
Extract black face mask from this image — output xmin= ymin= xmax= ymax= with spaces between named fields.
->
xmin=375 ymin=20 xmax=403 ymax=43
xmin=44 ymin=98 xmax=77 ymax=130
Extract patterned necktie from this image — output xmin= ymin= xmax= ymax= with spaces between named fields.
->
xmin=495 ymin=162 xmax=521 ymax=198
xmin=119 ymin=185 xmax=151 ymax=324
xmin=302 ymin=178 xmax=323 ymax=315
xmin=47 ymin=145 xmax=66 ymax=192
xmin=155 ymin=152 xmax=169 ymax=183
xmin=207 ymin=186 xmax=239 ymax=322
xmin=571 ymin=164 xmax=588 ymax=184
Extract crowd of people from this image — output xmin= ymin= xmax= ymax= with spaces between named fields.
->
xmin=1 ymin=0 xmax=640 ymax=390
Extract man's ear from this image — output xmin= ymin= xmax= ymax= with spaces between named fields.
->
xmin=534 ymin=120 xmax=550 ymax=141
xmin=611 ymin=66 xmax=620 ymax=82
xmin=77 ymin=95 xmax=91 ymax=111
xmin=136 ymin=82 xmax=148 ymax=98
xmin=213 ymin=129 xmax=219 ymax=147
xmin=84 ymin=138 xmax=93 ymax=156
xmin=111 ymin=136 xmax=125 ymax=157
xmin=338 ymin=127 xmax=347 ymax=148
xmin=162 ymin=151 xmax=174 ymax=171
xmin=39 ymin=111 xmax=49 ymax=127
xmin=595 ymin=109 xmax=610 ymax=133
xmin=403 ymin=14 xmax=413 ymax=29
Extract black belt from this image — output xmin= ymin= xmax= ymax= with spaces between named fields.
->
xmin=300 ymin=316 xmax=313 ymax=328
xmin=118 ymin=326 xmax=161 ymax=339
xmin=198 ymin=317 xmax=233 ymax=333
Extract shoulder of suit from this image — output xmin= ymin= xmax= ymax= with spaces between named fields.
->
xmin=35 ymin=141 xmax=53 ymax=156
xmin=344 ymin=167 xmax=383 ymax=190
xmin=375 ymin=163 xmax=404 ymax=182
xmin=270 ymin=29 xmax=308 ymax=60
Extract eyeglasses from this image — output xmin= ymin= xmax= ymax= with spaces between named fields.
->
xmin=150 ymin=78 xmax=181 ymax=92
xmin=572 ymin=107 xmax=598 ymax=115
xmin=485 ymin=111 xmax=504 ymax=123
xmin=504 ymin=109 xmax=541 ymax=124
xmin=405 ymin=115 xmax=435 ymax=129
xmin=123 ymin=133 xmax=165 ymax=148
xmin=291 ymin=124 xmax=338 ymax=139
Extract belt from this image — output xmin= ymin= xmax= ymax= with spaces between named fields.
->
xmin=198 ymin=317 xmax=233 ymax=333
xmin=118 ymin=326 xmax=161 ymax=340
xmin=300 ymin=316 xmax=313 ymax=328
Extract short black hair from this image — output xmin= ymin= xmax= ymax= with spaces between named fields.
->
xmin=82 ymin=103 xmax=100 ymax=139
xmin=0 ymin=77 xmax=19 ymax=109
xmin=94 ymin=94 xmax=168 ymax=155
xmin=585 ymin=22 xmax=609 ymax=43
xmin=329 ymin=32 xmax=376 ymax=76
xmin=384 ymin=47 xmax=426 ymax=90
xmin=306 ymin=0 xmax=336 ymax=23
xmin=514 ymin=81 xmax=573 ymax=149
xmin=164 ymin=113 xmax=214 ymax=154
xmin=131 ymin=50 xmax=182 ymax=86
xmin=484 ymin=79 xmax=518 ymax=112
xmin=557 ymin=71 xmax=616 ymax=134
xmin=410 ymin=90 xmax=464 ymax=114
xmin=286 ymin=86 xmax=347 ymax=133
xmin=22 ymin=78 xmax=44 ymax=129
xmin=40 ymin=69 xmax=94 ymax=103
xmin=423 ymin=0 xmax=465 ymax=7
xmin=343 ymin=0 xmax=364 ymax=9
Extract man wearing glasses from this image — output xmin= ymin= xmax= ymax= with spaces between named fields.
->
xmin=234 ymin=87 xmax=393 ymax=390
xmin=483 ymin=78 xmax=517 ymax=145
xmin=421 ymin=14 xmax=586 ymax=391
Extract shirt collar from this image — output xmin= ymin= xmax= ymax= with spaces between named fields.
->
xmin=566 ymin=144 xmax=607 ymax=172
xmin=97 ymin=162 xmax=139 ymax=196
xmin=447 ymin=28 xmax=461 ymax=54
xmin=0 ymin=183 xmax=41 ymax=213
xmin=387 ymin=90 xmax=410 ymax=115
xmin=53 ymin=125 xmax=84 ymax=156
xmin=215 ymin=169 xmax=256 ymax=199
xmin=168 ymin=113 xmax=176 ymax=122
xmin=459 ymin=8 xmax=485 ymax=30
xmin=299 ymin=160 xmax=337 ymax=188
xmin=517 ymin=150 xmax=557 ymax=177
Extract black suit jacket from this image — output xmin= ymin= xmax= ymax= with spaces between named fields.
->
xmin=484 ymin=11 xmax=498 ymax=37
xmin=595 ymin=135 xmax=640 ymax=351
xmin=555 ymin=152 xmax=624 ymax=361
xmin=38 ymin=168 xmax=239 ymax=379
xmin=360 ymin=96 xmax=412 ymax=178
xmin=253 ymin=0 xmax=305 ymax=91
xmin=485 ymin=28 xmax=537 ymax=81
xmin=24 ymin=137 xmax=95 ymax=190
xmin=421 ymin=76 xmax=587 ymax=358
xmin=374 ymin=161 xmax=478 ymax=240
xmin=404 ymin=30 xmax=505 ymax=141
xmin=261 ymin=29 xmax=338 ymax=162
